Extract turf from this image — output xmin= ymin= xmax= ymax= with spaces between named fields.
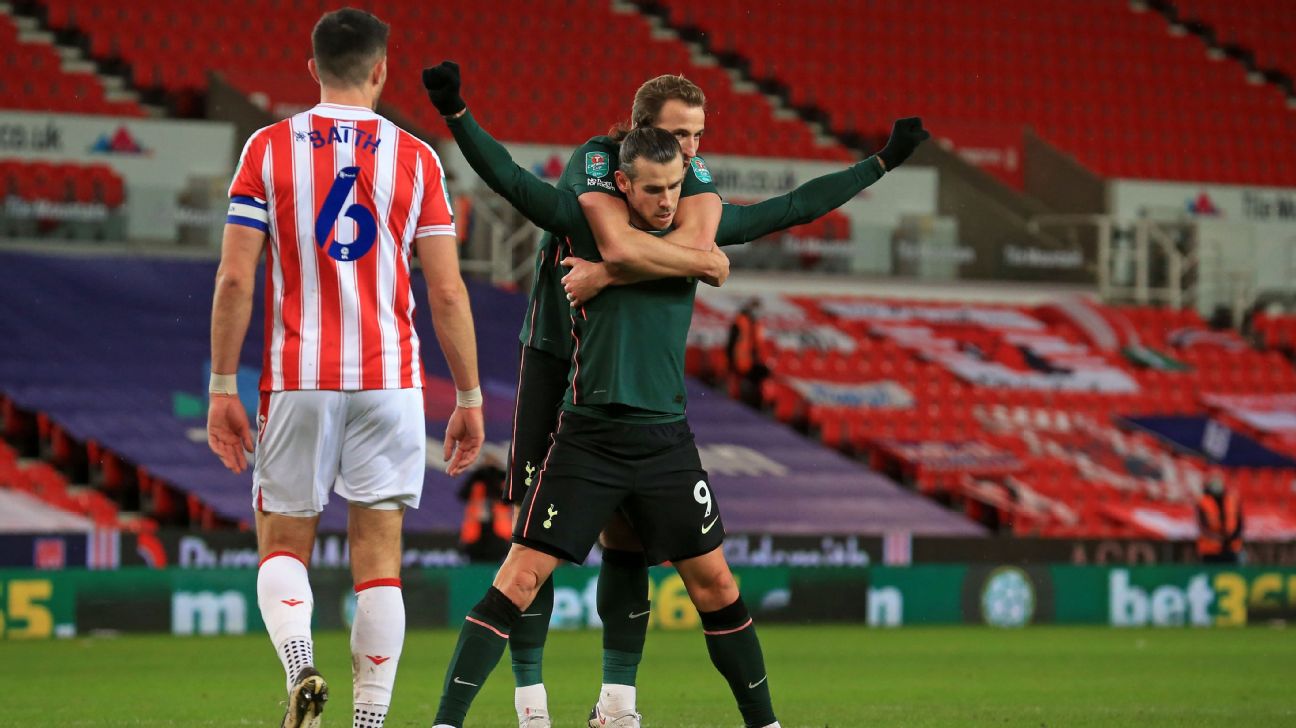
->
xmin=4 ymin=625 xmax=1293 ymax=726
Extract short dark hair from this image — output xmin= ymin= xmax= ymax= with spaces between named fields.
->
xmin=619 ymin=127 xmax=683 ymax=180
xmin=312 ymin=8 xmax=389 ymax=87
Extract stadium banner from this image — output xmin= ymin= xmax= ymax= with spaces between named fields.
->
xmin=1201 ymin=392 xmax=1296 ymax=438
xmin=445 ymin=566 xmax=859 ymax=631
xmin=33 ymin=530 xmax=1296 ymax=572
xmin=0 ymin=568 xmax=453 ymax=639
xmin=115 ymin=529 xmax=466 ymax=570
xmin=0 ymin=531 xmax=121 ymax=569
xmin=16 ymin=528 xmax=1296 ymax=573
xmin=1109 ymin=179 xmax=1296 ymax=226
xmin=0 ymin=110 xmax=236 ymax=242
xmin=859 ymin=565 xmax=1296 ymax=627
xmin=873 ymin=440 xmax=1024 ymax=475
xmin=785 ymin=378 xmax=914 ymax=409
xmin=1049 ymin=566 xmax=1296 ymax=627
xmin=6 ymin=565 xmax=1296 ymax=637
xmin=1122 ymin=415 xmax=1296 ymax=468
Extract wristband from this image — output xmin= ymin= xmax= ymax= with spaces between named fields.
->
xmin=456 ymin=386 xmax=483 ymax=408
xmin=209 ymin=372 xmax=238 ymax=395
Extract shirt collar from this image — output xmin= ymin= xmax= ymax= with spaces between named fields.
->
xmin=311 ymin=102 xmax=380 ymax=121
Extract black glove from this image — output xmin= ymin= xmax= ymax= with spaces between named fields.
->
xmin=876 ymin=117 xmax=930 ymax=170
xmin=422 ymin=60 xmax=465 ymax=117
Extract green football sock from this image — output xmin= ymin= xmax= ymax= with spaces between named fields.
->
xmin=510 ymin=576 xmax=553 ymax=687
xmin=598 ymin=548 xmax=650 ymax=686
xmin=434 ymin=587 xmax=520 ymax=727
xmin=699 ymin=597 xmax=777 ymax=728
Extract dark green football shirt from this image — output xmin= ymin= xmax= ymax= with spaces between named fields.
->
xmin=445 ymin=110 xmax=885 ymax=420
xmin=518 ymin=136 xmax=719 ymax=360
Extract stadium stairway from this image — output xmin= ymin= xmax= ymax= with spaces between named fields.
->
xmin=21 ymin=0 xmax=849 ymax=160
xmin=1152 ymin=0 xmax=1296 ymax=97
xmin=0 ymin=5 xmax=149 ymax=116
xmin=645 ymin=0 xmax=1296 ymax=186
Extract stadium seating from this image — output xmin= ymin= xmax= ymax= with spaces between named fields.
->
xmin=0 ymin=434 xmax=152 ymax=531
xmin=37 ymin=0 xmax=852 ymax=161
xmin=0 ymin=159 xmax=125 ymax=207
xmin=689 ymin=291 xmax=1296 ymax=538
xmin=0 ymin=13 xmax=144 ymax=117
xmin=1172 ymin=0 xmax=1295 ymax=75
xmin=654 ymin=0 xmax=1296 ymax=186
xmin=0 ymin=251 xmax=978 ymax=536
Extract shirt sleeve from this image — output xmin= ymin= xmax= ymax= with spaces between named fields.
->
xmin=714 ymin=156 xmax=885 ymax=246
xmin=564 ymin=141 xmax=623 ymax=199
xmin=415 ymin=145 xmax=457 ymax=238
xmin=226 ymin=127 xmax=271 ymax=233
xmin=681 ymin=154 xmax=720 ymax=199
xmin=445 ymin=110 xmax=579 ymax=233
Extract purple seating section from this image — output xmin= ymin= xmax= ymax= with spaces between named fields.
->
xmin=0 ymin=251 xmax=977 ymax=537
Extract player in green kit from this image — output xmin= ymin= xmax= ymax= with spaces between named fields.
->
xmin=422 ymin=63 xmax=928 ymax=728
xmin=472 ymin=71 xmax=729 ymax=728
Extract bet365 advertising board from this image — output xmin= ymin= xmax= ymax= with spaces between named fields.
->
xmin=2 ymin=565 xmax=1294 ymax=639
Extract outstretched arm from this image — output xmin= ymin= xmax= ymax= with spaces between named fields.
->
xmin=716 ymin=117 xmax=930 ymax=245
xmin=443 ymin=108 xmax=577 ymax=233
xmin=715 ymin=156 xmax=885 ymax=245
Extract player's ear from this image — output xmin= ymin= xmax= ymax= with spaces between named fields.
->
xmin=307 ymin=58 xmax=321 ymax=85
xmin=372 ymin=56 xmax=387 ymax=87
xmin=614 ymin=169 xmax=631 ymax=194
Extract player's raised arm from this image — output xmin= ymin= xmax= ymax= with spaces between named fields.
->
xmin=714 ymin=117 xmax=929 ymax=245
xmin=423 ymin=61 xmax=579 ymax=234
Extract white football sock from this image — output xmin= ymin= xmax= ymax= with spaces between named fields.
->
xmin=514 ymin=683 xmax=549 ymax=719
xmin=351 ymin=579 xmax=404 ymax=723
xmin=599 ymin=683 xmax=637 ymax=714
xmin=353 ymin=703 xmax=388 ymax=727
xmin=257 ymin=552 xmax=314 ymax=692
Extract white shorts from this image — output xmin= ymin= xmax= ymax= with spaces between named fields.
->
xmin=252 ymin=389 xmax=426 ymax=514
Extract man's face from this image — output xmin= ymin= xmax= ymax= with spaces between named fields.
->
xmin=653 ymin=99 xmax=706 ymax=160
xmin=614 ymin=155 xmax=685 ymax=231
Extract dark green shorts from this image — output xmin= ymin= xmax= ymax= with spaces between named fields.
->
xmin=513 ymin=412 xmax=724 ymax=565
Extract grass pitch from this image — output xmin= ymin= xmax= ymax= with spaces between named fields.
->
xmin=4 ymin=625 xmax=1293 ymax=726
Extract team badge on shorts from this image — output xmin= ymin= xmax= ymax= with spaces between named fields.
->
xmin=585 ymin=151 xmax=610 ymax=178
xmin=690 ymin=156 xmax=713 ymax=183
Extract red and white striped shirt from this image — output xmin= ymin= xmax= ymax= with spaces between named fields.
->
xmin=227 ymin=103 xmax=455 ymax=392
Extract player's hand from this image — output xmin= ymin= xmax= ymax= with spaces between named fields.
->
xmin=699 ymin=245 xmax=730 ymax=288
xmin=560 ymin=257 xmax=611 ymax=308
xmin=443 ymin=405 xmax=484 ymax=477
xmin=421 ymin=60 xmax=466 ymax=117
xmin=876 ymin=117 xmax=931 ymax=170
xmin=207 ymin=394 xmax=254 ymax=474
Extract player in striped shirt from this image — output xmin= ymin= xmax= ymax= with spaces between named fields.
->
xmin=206 ymin=9 xmax=484 ymax=728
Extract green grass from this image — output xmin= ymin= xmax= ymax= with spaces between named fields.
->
xmin=4 ymin=625 xmax=1294 ymax=726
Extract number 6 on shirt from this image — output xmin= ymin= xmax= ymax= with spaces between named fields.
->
xmin=315 ymin=165 xmax=377 ymax=262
